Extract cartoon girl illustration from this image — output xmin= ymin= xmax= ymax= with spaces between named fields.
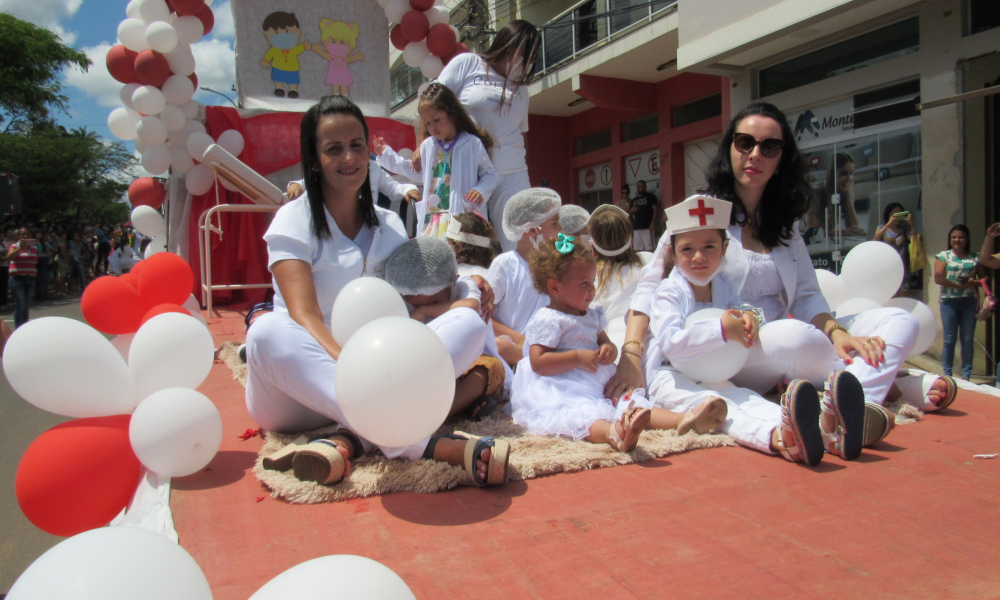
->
xmin=312 ymin=19 xmax=365 ymax=96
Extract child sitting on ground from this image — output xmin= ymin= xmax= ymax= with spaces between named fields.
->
xmin=445 ymin=212 xmax=497 ymax=279
xmin=488 ymin=188 xmax=563 ymax=365
xmin=511 ymin=235 xmax=727 ymax=452
xmin=385 ymin=236 xmax=510 ymax=421
xmin=587 ymin=204 xmax=648 ymax=353
xmin=559 ymin=204 xmax=591 ymax=240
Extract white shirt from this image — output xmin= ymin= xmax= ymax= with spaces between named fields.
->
xmin=290 ymin=159 xmax=417 ymax=204
xmin=264 ymin=196 xmax=408 ymax=327
xmin=436 ymin=53 xmax=530 ymax=176
xmin=486 ymin=251 xmax=549 ymax=334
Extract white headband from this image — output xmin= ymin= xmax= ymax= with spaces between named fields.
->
xmin=591 ymin=237 xmax=632 ymax=257
xmin=445 ymin=218 xmax=492 ymax=248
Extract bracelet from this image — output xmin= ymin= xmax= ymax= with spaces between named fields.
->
xmin=621 ymin=349 xmax=643 ymax=358
xmin=622 ymin=339 xmax=645 ymax=353
xmin=826 ymin=324 xmax=849 ymax=341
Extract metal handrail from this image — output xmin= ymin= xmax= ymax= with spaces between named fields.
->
xmin=198 ymin=203 xmax=280 ymax=316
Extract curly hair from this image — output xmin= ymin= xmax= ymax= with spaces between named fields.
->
xmin=704 ymin=102 xmax=811 ymax=248
xmin=448 ymin=212 xmax=497 ymax=269
xmin=587 ymin=208 xmax=641 ymax=296
xmin=528 ymin=237 xmax=595 ymax=296
xmin=419 ymin=83 xmax=494 ymax=155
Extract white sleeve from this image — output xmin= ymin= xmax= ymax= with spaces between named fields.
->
xmin=650 ymin=280 xmax=726 ymax=361
xmin=486 ymin=254 xmax=509 ymax=305
xmin=374 ymin=163 xmax=418 ymax=200
xmin=453 ymin=276 xmax=483 ymax=303
xmin=263 ymin=201 xmax=316 ymax=270
xmin=436 ymin=53 xmax=474 ymax=95
xmin=471 ymin=141 xmax=499 ymax=200
xmin=630 ymin=232 xmax=671 ymax=315
xmin=375 ymin=146 xmax=420 ymax=182
xmin=786 ymin=231 xmax=832 ymax=323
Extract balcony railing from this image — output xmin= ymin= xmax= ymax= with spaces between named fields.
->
xmin=536 ymin=0 xmax=676 ymax=76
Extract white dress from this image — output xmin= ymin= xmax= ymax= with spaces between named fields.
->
xmin=511 ymin=306 xmax=652 ymax=440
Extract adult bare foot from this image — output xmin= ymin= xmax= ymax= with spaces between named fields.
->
xmin=432 ymin=437 xmax=491 ymax=482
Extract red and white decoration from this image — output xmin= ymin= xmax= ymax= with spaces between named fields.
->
xmin=381 ymin=0 xmax=468 ymax=79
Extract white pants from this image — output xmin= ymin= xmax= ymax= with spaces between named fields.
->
xmin=731 ymin=308 xmax=918 ymax=406
xmin=489 ymin=171 xmax=531 ymax=253
xmin=633 ymin=229 xmax=653 ymax=251
xmin=245 ymin=308 xmax=489 ymax=462
xmin=648 ymin=366 xmax=778 ymax=454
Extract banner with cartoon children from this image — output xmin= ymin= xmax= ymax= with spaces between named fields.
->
xmin=232 ymin=0 xmax=390 ymax=115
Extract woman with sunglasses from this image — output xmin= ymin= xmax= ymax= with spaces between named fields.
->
xmin=606 ymin=103 xmax=941 ymax=465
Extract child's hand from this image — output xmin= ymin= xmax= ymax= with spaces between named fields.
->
xmin=260 ymin=58 xmax=270 ymax=68
xmin=286 ymin=182 xmax=304 ymax=200
xmin=409 ymin=307 xmax=428 ymax=323
xmin=465 ymin=189 xmax=484 ymax=205
xmin=577 ymin=349 xmax=599 ymax=373
xmin=721 ymin=309 xmax=750 ymax=348
xmin=597 ymin=343 xmax=617 ymax=365
xmin=411 ymin=153 xmax=422 ymax=173
xmin=372 ymin=136 xmax=387 ymax=156
xmin=741 ymin=311 xmax=759 ymax=345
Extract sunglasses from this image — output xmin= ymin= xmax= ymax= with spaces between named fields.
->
xmin=732 ymin=133 xmax=784 ymax=158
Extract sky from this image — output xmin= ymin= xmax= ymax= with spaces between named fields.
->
xmin=1 ymin=0 xmax=238 ymax=152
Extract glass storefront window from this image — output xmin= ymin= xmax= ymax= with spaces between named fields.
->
xmin=674 ymin=93 xmax=722 ymax=128
xmin=574 ymin=128 xmax=612 ymax=155
xmin=622 ymin=113 xmax=658 ymax=142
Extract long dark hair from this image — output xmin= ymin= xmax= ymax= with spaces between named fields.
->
xmin=825 ymin=151 xmax=854 ymax=195
xmin=948 ymin=224 xmax=971 ymax=254
xmin=300 ymin=95 xmax=378 ymax=240
xmin=419 ymin=83 xmax=494 ymax=155
xmin=704 ymin=102 xmax=810 ymax=248
xmin=479 ymin=20 xmax=540 ymax=113
xmin=883 ymin=202 xmax=904 ymax=225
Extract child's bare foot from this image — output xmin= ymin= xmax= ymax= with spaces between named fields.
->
xmin=677 ymin=397 xmax=728 ymax=435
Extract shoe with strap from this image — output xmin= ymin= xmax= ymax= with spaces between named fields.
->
xmin=774 ymin=379 xmax=824 ymax=466
xmin=820 ymin=370 xmax=865 ymax=461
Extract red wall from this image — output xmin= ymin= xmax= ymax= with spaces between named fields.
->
xmin=524 ymin=72 xmax=730 ymax=209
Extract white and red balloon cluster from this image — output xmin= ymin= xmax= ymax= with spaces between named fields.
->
xmin=381 ymin=0 xmax=468 ymax=79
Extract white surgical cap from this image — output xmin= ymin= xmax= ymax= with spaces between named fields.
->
xmin=385 ymin=237 xmax=458 ymax=296
xmin=559 ymin=205 xmax=591 ymax=235
xmin=502 ymin=187 xmax=562 ymax=242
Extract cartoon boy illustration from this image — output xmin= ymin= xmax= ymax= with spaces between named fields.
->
xmin=312 ymin=19 xmax=365 ymax=97
xmin=260 ymin=12 xmax=309 ymax=98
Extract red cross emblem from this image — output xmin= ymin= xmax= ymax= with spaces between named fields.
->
xmin=688 ymin=198 xmax=714 ymax=226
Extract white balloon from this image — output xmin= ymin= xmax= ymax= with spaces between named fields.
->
xmin=130 ymin=313 xmax=215 ymax=400
xmin=118 ymin=18 xmax=150 ymax=52
xmin=135 ymin=137 xmax=147 ymax=154
xmin=840 ymin=241 xmax=905 ymax=304
xmin=172 ymin=15 xmax=204 ymax=45
xmin=834 ymin=297 xmax=883 ymax=318
xmin=136 ymin=115 xmax=168 ymax=146
xmin=164 ymin=43 xmax=196 ymax=76
xmin=131 ymin=205 xmax=167 ymax=237
xmin=132 ymin=86 xmax=166 ymax=116
xmin=186 ymin=131 xmax=214 ymax=161
xmin=6 ymin=527 xmax=212 ymax=600
xmin=330 ymin=278 xmax=409 ymax=346
xmin=141 ymin=144 xmax=171 ymax=175
xmin=336 ymin=317 xmax=454 ymax=447
xmin=119 ymin=83 xmax=141 ymax=110
xmin=111 ymin=334 xmax=135 ymax=363
xmin=417 ymin=81 xmax=430 ymax=97
xmin=185 ymin=163 xmax=214 ymax=195
xmin=182 ymin=294 xmax=208 ymax=327
xmin=108 ymin=107 xmax=141 ymax=140
xmin=126 ymin=0 xmax=142 ymax=18
xmin=426 ymin=6 xmax=450 ymax=26
xmin=420 ymin=54 xmax=443 ymax=79
xmin=385 ymin=0 xmax=410 ymax=25
xmin=162 ymin=73 xmax=195 ymax=106
xmin=137 ymin=0 xmax=171 ymax=24
xmin=145 ymin=21 xmax=178 ymax=53
xmin=145 ymin=235 xmax=167 ymax=258
xmin=884 ymin=297 xmax=937 ymax=356
xmin=249 ymin=555 xmax=416 ymax=600
xmin=403 ymin=40 xmax=430 ymax=68
xmin=814 ymin=268 xmax=847 ymax=310
xmin=159 ymin=104 xmax=186 ymax=131
xmin=216 ymin=129 xmax=245 ymax=156
xmin=2 ymin=317 xmax=136 ymax=418
xmin=181 ymin=99 xmax=202 ymax=120
xmin=170 ymin=144 xmax=195 ymax=174
xmin=130 ymin=388 xmax=223 ymax=477
xmin=670 ymin=308 xmax=750 ymax=383
xmin=170 ymin=118 xmax=206 ymax=149
xmin=449 ymin=24 xmax=460 ymax=41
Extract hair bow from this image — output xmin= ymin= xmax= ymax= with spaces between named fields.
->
xmin=555 ymin=233 xmax=575 ymax=254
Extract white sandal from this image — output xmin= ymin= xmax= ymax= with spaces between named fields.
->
xmin=894 ymin=370 xmax=958 ymax=412
xmin=820 ymin=371 xmax=865 ymax=461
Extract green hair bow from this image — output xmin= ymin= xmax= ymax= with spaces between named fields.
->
xmin=555 ymin=233 xmax=575 ymax=254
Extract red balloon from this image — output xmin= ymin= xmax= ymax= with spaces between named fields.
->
xmin=120 ymin=272 xmax=140 ymax=290
xmin=16 ymin=415 xmax=142 ymax=537
xmin=141 ymin=303 xmax=190 ymax=325
xmin=426 ymin=23 xmax=457 ymax=58
xmin=82 ymin=276 xmax=146 ymax=334
xmin=128 ymin=177 xmax=167 ymax=210
xmin=138 ymin=252 xmax=195 ymax=309
xmin=131 ymin=260 xmax=147 ymax=278
xmin=410 ymin=0 xmax=434 ymax=10
xmin=134 ymin=50 xmax=172 ymax=87
xmin=188 ymin=72 xmax=198 ymax=89
xmin=445 ymin=42 xmax=470 ymax=64
xmin=194 ymin=4 xmax=214 ymax=35
xmin=389 ymin=24 xmax=409 ymax=51
xmin=171 ymin=0 xmax=206 ymax=16
xmin=400 ymin=10 xmax=429 ymax=42
xmin=106 ymin=45 xmax=141 ymax=84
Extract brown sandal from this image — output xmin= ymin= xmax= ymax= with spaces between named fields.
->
xmin=677 ymin=397 xmax=728 ymax=435
xmin=608 ymin=400 xmax=651 ymax=452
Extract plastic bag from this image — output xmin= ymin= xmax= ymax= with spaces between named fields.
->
xmin=909 ymin=233 xmax=927 ymax=272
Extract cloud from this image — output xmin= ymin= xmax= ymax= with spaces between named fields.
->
xmin=63 ymin=42 xmax=121 ymax=108
xmin=0 ymin=0 xmax=82 ymax=44
xmin=210 ymin=1 xmax=235 ymax=41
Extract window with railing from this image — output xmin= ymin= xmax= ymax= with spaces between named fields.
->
xmin=390 ymin=64 xmax=425 ymax=109
xmin=573 ymin=128 xmax=612 ymax=156
xmin=536 ymin=0 xmax=677 ymax=75
xmin=673 ymin=93 xmax=722 ymax=128
xmin=622 ymin=113 xmax=658 ymax=142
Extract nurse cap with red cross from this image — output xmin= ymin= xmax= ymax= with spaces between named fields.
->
xmin=665 ymin=194 xmax=732 ymax=235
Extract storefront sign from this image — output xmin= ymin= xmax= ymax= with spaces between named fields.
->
xmin=579 ymin=162 xmax=612 ymax=191
xmin=787 ymin=97 xmax=855 ymax=144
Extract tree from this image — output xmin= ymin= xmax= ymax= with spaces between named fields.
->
xmin=0 ymin=14 xmax=91 ymax=133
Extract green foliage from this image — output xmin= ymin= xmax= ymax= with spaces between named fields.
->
xmin=0 ymin=13 xmax=92 ymax=132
